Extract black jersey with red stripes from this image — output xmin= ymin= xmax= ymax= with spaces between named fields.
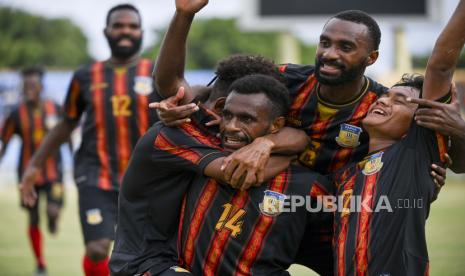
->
xmin=63 ymin=59 xmax=161 ymax=191
xmin=178 ymin=164 xmax=332 ymax=276
xmin=332 ymin=121 xmax=449 ymax=276
xmin=110 ymin=106 xmax=228 ymax=276
xmin=1 ymin=100 xmax=62 ymax=185
xmin=280 ymin=64 xmax=388 ymax=175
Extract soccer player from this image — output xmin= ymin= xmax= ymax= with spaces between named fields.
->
xmin=333 ymin=0 xmax=465 ymax=274
xmin=177 ymin=74 xmax=332 ymax=275
xmin=0 ymin=67 xmax=65 ymax=276
xmin=20 ymin=4 xmax=159 ymax=276
xmin=109 ymin=55 xmax=300 ymax=276
xmin=153 ymin=1 xmax=453 ymax=186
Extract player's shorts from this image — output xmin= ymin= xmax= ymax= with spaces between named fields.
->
xmin=78 ymin=185 xmax=118 ymax=244
xmin=142 ymin=266 xmax=192 ymax=276
xmin=20 ymin=181 xmax=64 ymax=209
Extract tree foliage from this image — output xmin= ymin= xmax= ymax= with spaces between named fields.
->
xmin=0 ymin=6 xmax=91 ymax=68
xmin=413 ymin=50 xmax=465 ymax=69
xmin=143 ymin=18 xmax=316 ymax=70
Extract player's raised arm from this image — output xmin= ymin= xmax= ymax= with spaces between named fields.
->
xmin=153 ymin=0 xmax=208 ymax=103
xmin=423 ymin=0 xmax=465 ymax=100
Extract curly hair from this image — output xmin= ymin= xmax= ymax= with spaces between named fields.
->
xmin=21 ymin=66 xmax=44 ymax=80
xmin=106 ymin=4 xmax=141 ymax=26
xmin=392 ymin=73 xmax=424 ymax=97
xmin=209 ymin=54 xmax=281 ymax=100
xmin=332 ymin=10 xmax=381 ymax=51
xmin=228 ymin=74 xmax=290 ymax=118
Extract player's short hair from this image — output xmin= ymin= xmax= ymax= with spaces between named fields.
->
xmin=331 ymin=10 xmax=381 ymax=51
xmin=106 ymin=4 xmax=141 ymax=26
xmin=209 ymin=54 xmax=282 ymax=100
xmin=227 ymin=74 xmax=290 ymax=118
xmin=21 ymin=66 xmax=44 ymax=80
xmin=392 ymin=73 xmax=424 ymax=97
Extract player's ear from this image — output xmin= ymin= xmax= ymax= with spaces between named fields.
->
xmin=270 ymin=116 xmax=286 ymax=134
xmin=366 ymin=50 xmax=379 ymax=66
xmin=213 ymin=97 xmax=226 ymax=115
xmin=103 ymin=28 xmax=109 ymax=38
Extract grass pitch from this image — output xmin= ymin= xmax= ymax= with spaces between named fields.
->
xmin=0 ymin=180 xmax=464 ymax=275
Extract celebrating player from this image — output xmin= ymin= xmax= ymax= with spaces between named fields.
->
xmin=177 ymin=74 xmax=332 ymax=275
xmin=333 ymin=0 xmax=465 ymax=274
xmin=109 ymin=54 xmax=307 ymax=275
xmin=152 ymin=1 xmax=453 ymax=188
xmin=0 ymin=67 xmax=65 ymax=276
xmin=20 ymin=4 xmax=159 ymax=276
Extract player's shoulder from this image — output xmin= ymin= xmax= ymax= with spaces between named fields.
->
xmin=72 ymin=60 xmax=99 ymax=79
xmin=280 ymin=63 xmax=315 ymax=78
xmin=137 ymin=58 xmax=155 ymax=67
xmin=367 ymin=76 xmax=388 ymax=96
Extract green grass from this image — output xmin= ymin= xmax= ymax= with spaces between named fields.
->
xmin=0 ymin=180 xmax=464 ymax=275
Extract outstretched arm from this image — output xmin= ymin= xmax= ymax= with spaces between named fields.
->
xmin=423 ymin=0 xmax=465 ymax=100
xmin=153 ymin=0 xmax=208 ymax=103
xmin=410 ymin=85 xmax=465 ymax=173
xmin=20 ymin=119 xmax=77 ymax=206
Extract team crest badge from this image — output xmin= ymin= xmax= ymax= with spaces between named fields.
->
xmin=51 ymin=182 xmax=63 ymax=200
xmin=335 ymin=123 xmax=362 ymax=148
xmin=45 ymin=115 xmax=59 ymax=130
xmin=259 ymin=190 xmax=287 ymax=217
xmin=133 ymin=76 xmax=153 ymax=95
xmin=86 ymin=209 xmax=103 ymax=225
xmin=362 ymin=152 xmax=384 ymax=175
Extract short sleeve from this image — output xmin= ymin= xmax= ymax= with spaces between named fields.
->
xmin=152 ymin=124 xmax=227 ymax=174
xmin=63 ymin=71 xmax=86 ymax=122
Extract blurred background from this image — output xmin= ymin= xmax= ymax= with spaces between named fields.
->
xmin=0 ymin=0 xmax=464 ymax=275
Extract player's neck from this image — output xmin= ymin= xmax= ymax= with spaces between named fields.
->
xmin=25 ymin=99 xmax=40 ymax=108
xmin=318 ymin=76 xmax=367 ymax=105
xmin=107 ymin=54 xmax=140 ymax=67
xmin=367 ymin=135 xmax=396 ymax=153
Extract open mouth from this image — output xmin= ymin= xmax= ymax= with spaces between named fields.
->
xmin=222 ymin=135 xmax=248 ymax=150
xmin=319 ymin=63 xmax=343 ymax=75
xmin=117 ymin=38 xmax=133 ymax=47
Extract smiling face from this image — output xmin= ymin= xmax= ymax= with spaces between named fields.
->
xmin=315 ymin=18 xmax=378 ymax=85
xmin=220 ymin=92 xmax=276 ymax=151
xmin=22 ymin=74 xmax=42 ymax=104
xmin=363 ymin=86 xmax=420 ymax=140
xmin=104 ymin=9 xmax=142 ymax=59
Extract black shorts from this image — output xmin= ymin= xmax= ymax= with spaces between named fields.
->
xmin=78 ymin=185 xmax=118 ymax=244
xmin=20 ymin=181 xmax=64 ymax=209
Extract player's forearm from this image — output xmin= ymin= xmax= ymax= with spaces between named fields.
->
xmin=153 ymin=11 xmax=194 ymax=100
xmin=204 ymin=155 xmax=293 ymax=184
xmin=424 ymin=0 xmax=465 ymax=100
xmin=28 ymin=119 xmax=76 ymax=168
xmin=260 ymin=127 xmax=310 ymax=155
xmin=449 ymin=127 xmax=465 ymax=173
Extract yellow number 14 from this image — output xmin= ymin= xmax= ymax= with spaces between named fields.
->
xmin=215 ymin=203 xmax=246 ymax=238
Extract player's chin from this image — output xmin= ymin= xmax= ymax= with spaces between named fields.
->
xmin=362 ymin=116 xmax=388 ymax=129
